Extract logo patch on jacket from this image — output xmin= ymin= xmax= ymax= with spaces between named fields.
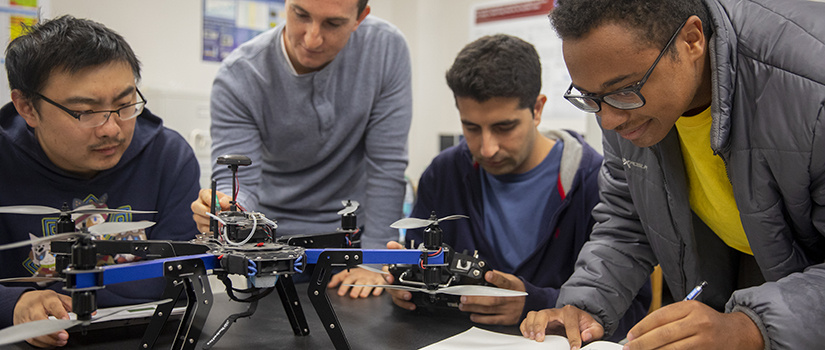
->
xmin=622 ymin=158 xmax=648 ymax=170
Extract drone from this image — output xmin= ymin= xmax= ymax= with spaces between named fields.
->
xmin=0 ymin=155 xmax=526 ymax=350
xmin=348 ymin=213 xmax=526 ymax=311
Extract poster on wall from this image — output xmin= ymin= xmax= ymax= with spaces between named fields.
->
xmin=471 ymin=0 xmax=589 ymax=133
xmin=0 ymin=0 xmax=44 ymax=106
xmin=202 ymin=0 xmax=285 ymax=62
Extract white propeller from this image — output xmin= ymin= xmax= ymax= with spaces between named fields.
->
xmin=0 ymin=231 xmax=85 ymax=251
xmin=343 ymin=283 xmax=527 ymax=297
xmin=87 ymin=221 xmax=155 ymax=235
xmin=0 ymin=276 xmax=64 ymax=283
xmin=0 ymin=205 xmax=156 ymax=216
xmin=0 ymin=221 xmax=155 ymax=251
xmin=0 ymin=298 xmax=173 ymax=346
xmin=390 ymin=215 xmax=469 ymax=230
xmin=337 ymin=200 xmax=360 ymax=215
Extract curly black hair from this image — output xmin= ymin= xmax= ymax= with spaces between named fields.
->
xmin=549 ymin=0 xmax=711 ymax=53
xmin=446 ymin=34 xmax=541 ymax=110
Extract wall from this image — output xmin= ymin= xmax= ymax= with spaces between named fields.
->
xmin=45 ymin=0 xmax=543 ymax=187
xmin=38 ymin=0 xmax=825 ymax=187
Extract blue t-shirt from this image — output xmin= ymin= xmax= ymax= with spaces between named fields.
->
xmin=480 ymin=140 xmax=564 ymax=272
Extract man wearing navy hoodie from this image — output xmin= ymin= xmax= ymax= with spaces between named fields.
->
xmin=386 ymin=34 xmax=650 ymax=340
xmin=0 ymin=16 xmax=199 ymax=347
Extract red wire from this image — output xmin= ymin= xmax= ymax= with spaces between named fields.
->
xmin=234 ymin=176 xmax=239 ymax=201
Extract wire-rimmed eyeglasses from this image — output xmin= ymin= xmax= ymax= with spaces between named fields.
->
xmin=563 ymin=19 xmax=688 ymax=113
xmin=34 ymin=88 xmax=147 ymax=128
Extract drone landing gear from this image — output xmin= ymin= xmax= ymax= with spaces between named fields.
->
xmin=307 ymin=250 xmax=363 ymax=350
xmin=140 ymin=257 xmax=213 ymax=350
xmin=275 ymin=274 xmax=310 ymax=336
xmin=201 ymin=273 xmax=310 ymax=349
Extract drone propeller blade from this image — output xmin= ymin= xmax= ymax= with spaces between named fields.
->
xmin=0 ymin=205 xmax=157 ymax=216
xmin=390 ymin=215 xmax=470 ymax=229
xmin=337 ymin=200 xmax=360 ymax=215
xmin=92 ymin=298 xmax=174 ymax=319
xmin=436 ymin=215 xmax=469 ymax=223
xmin=343 ymin=284 xmax=527 ymax=297
xmin=0 ymin=298 xmax=173 ymax=346
xmin=343 ymin=283 xmax=420 ymax=292
xmin=390 ymin=217 xmax=435 ymax=229
xmin=71 ymin=208 xmax=157 ymax=215
xmin=357 ymin=265 xmax=389 ymax=275
xmin=87 ymin=221 xmax=155 ymax=236
xmin=435 ymin=285 xmax=528 ymax=297
xmin=0 ymin=205 xmax=61 ymax=215
xmin=0 ymin=221 xmax=155 ymax=251
xmin=0 ymin=318 xmax=81 ymax=346
xmin=0 ymin=276 xmax=63 ymax=283
xmin=0 ymin=232 xmax=83 ymax=251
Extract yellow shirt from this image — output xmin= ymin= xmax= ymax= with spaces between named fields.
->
xmin=675 ymin=107 xmax=752 ymax=255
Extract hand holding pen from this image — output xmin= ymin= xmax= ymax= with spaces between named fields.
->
xmin=618 ymin=281 xmax=708 ymax=345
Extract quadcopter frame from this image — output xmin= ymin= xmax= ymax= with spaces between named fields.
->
xmin=1 ymin=154 xmax=462 ymax=349
xmin=54 ymin=241 xmax=444 ymax=350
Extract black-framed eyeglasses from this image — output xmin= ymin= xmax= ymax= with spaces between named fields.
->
xmin=34 ymin=88 xmax=147 ymax=128
xmin=564 ymin=19 xmax=688 ymax=113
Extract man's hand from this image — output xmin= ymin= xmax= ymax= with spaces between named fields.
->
xmin=13 ymin=290 xmax=73 ymax=348
xmin=327 ymin=267 xmax=386 ymax=298
xmin=191 ymin=189 xmax=232 ymax=233
xmin=623 ymin=301 xmax=764 ymax=350
xmin=457 ymin=270 xmax=526 ymax=325
xmin=382 ymin=241 xmax=417 ymax=310
xmin=520 ymin=305 xmax=604 ymax=350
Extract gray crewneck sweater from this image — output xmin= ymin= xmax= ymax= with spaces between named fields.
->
xmin=210 ymin=16 xmax=412 ymax=248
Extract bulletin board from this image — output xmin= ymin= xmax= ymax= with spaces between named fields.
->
xmin=470 ymin=0 xmax=588 ymax=133
xmin=202 ymin=0 xmax=285 ymax=62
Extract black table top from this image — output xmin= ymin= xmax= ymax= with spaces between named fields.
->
xmin=3 ymin=282 xmax=521 ymax=350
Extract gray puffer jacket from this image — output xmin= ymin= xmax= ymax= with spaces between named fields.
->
xmin=557 ymin=0 xmax=825 ymax=348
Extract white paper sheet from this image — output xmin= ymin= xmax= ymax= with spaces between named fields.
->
xmin=419 ymin=327 xmax=622 ymax=350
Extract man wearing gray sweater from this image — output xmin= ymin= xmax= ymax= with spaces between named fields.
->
xmin=191 ymin=0 xmax=411 ymax=297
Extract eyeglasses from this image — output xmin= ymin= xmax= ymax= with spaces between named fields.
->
xmin=563 ymin=19 xmax=688 ymax=113
xmin=34 ymin=88 xmax=147 ymax=128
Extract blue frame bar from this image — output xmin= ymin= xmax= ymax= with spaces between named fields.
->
xmin=304 ymin=248 xmax=442 ymax=265
xmin=74 ymin=249 xmax=441 ymax=289
xmin=74 ymin=254 xmax=218 ymax=289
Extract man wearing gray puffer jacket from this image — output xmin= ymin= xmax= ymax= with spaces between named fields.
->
xmin=519 ymin=0 xmax=825 ymax=349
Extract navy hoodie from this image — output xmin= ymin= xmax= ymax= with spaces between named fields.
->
xmin=407 ymin=130 xmax=650 ymax=340
xmin=0 ymin=103 xmax=200 ymax=327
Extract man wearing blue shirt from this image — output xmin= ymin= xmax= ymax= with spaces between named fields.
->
xmin=385 ymin=34 xmax=650 ymax=338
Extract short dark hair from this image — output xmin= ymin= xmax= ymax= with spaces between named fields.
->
xmin=358 ymin=0 xmax=368 ymax=16
xmin=550 ymin=0 xmax=711 ymax=55
xmin=5 ymin=15 xmax=141 ymax=100
xmin=446 ymin=34 xmax=541 ymax=110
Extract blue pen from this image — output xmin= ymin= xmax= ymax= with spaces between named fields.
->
xmin=684 ymin=281 xmax=708 ymax=301
xmin=618 ymin=281 xmax=709 ymax=345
